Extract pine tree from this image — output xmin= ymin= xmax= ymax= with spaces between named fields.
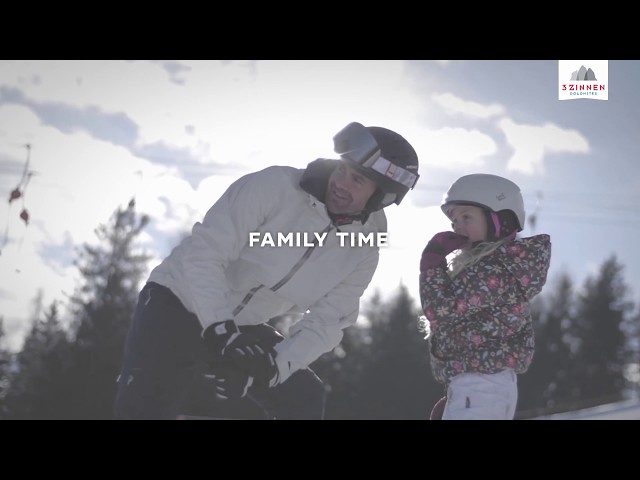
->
xmin=309 ymin=310 xmax=372 ymax=419
xmin=351 ymin=285 xmax=440 ymax=419
xmin=66 ymin=199 xmax=151 ymax=419
xmin=0 ymin=318 xmax=13 ymax=418
xmin=1 ymin=301 xmax=75 ymax=419
xmin=623 ymin=309 xmax=640 ymax=399
xmin=517 ymin=274 xmax=575 ymax=416
xmin=567 ymin=255 xmax=632 ymax=407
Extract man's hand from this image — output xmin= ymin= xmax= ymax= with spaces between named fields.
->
xmin=201 ymin=320 xmax=240 ymax=357
xmin=204 ymin=366 xmax=254 ymax=400
xmin=204 ymin=323 xmax=284 ymax=387
xmin=420 ymin=232 xmax=468 ymax=271
xmin=224 ymin=334 xmax=280 ymax=388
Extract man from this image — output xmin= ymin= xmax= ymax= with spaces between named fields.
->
xmin=114 ymin=121 xmax=420 ymax=419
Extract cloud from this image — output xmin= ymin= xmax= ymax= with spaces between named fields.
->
xmin=432 ymin=92 xmax=505 ymax=119
xmin=0 ymin=102 xmax=204 ymax=347
xmin=499 ymin=118 xmax=590 ymax=175
xmin=414 ymin=127 xmax=497 ymax=170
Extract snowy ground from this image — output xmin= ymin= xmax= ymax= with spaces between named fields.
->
xmin=531 ymin=399 xmax=640 ymax=420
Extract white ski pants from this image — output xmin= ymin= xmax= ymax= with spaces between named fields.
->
xmin=442 ymin=369 xmax=518 ymax=420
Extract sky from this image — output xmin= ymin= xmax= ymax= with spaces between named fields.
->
xmin=1 ymin=60 xmax=639 ymax=351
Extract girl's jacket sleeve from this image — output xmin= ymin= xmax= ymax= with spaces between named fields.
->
xmin=419 ymin=234 xmax=551 ymax=339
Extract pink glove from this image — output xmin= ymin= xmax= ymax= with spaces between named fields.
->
xmin=420 ymin=232 xmax=469 ymax=271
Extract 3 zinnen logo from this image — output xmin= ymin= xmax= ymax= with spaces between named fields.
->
xmin=558 ymin=60 xmax=608 ymax=101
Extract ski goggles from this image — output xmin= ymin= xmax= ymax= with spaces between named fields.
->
xmin=333 ymin=122 xmax=419 ymax=190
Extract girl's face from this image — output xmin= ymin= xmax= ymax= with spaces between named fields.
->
xmin=448 ymin=205 xmax=488 ymax=245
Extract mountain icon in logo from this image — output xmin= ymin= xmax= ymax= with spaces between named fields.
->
xmin=570 ymin=65 xmax=597 ymax=81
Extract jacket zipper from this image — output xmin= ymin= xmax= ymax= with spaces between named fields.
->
xmin=232 ymin=223 xmax=335 ymax=316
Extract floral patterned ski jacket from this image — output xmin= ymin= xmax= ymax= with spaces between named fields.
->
xmin=419 ymin=234 xmax=551 ymax=385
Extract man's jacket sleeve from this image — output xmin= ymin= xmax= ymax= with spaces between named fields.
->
xmin=182 ymin=168 xmax=278 ymax=329
xmin=273 ymin=250 xmax=379 ymax=382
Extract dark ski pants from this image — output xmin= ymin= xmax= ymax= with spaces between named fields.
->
xmin=113 ymin=282 xmax=326 ymax=420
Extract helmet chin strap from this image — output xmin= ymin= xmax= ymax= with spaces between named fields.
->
xmin=484 ymin=210 xmax=517 ymax=243
xmin=490 ymin=211 xmax=501 ymax=239
xmin=364 ymin=188 xmax=397 ymax=212
xmin=481 ymin=209 xmax=500 ymax=241
xmin=379 ymin=192 xmax=398 ymax=209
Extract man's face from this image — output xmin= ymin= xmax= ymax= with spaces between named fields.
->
xmin=325 ymin=161 xmax=378 ymax=215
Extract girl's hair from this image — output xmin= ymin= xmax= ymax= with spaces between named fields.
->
xmin=448 ymin=237 xmax=511 ymax=278
xmin=417 ymin=315 xmax=430 ymax=339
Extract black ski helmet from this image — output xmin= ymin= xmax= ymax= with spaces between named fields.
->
xmin=333 ymin=122 xmax=420 ymax=210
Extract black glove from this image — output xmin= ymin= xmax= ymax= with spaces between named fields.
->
xmin=225 ymin=338 xmax=279 ymax=387
xmin=204 ymin=365 xmax=254 ymax=400
xmin=202 ymin=320 xmax=240 ymax=357
xmin=224 ymin=324 xmax=284 ymax=388
xmin=420 ymin=232 xmax=469 ymax=271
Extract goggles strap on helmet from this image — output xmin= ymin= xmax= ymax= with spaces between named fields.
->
xmin=333 ymin=122 xmax=420 ymax=211
xmin=363 ymin=155 xmax=419 ymax=190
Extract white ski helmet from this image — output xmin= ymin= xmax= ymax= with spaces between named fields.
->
xmin=333 ymin=122 xmax=419 ymax=210
xmin=441 ymin=173 xmax=525 ymax=236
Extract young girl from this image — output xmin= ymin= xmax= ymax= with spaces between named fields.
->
xmin=419 ymin=173 xmax=551 ymax=420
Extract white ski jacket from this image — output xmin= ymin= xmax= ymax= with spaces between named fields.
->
xmin=148 ymin=161 xmax=386 ymax=383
